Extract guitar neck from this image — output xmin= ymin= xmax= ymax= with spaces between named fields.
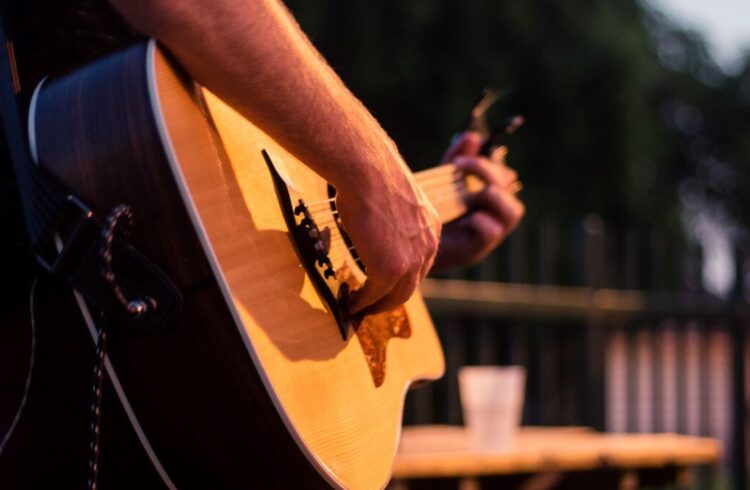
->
xmin=414 ymin=164 xmax=469 ymax=224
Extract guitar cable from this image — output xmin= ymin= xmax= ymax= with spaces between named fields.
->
xmin=88 ymin=204 xmax=133 ymax=490
xmin=72 ymin=289 xmax=177 ymax=490
xmin=87 ymin=314 xmax=107 ymax=490
xmin=87 ymin=204 xmax=169 ymax=490
xmin=0 ymin=278 xmax=37 ymax=458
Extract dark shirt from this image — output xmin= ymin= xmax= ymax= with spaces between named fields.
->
xmin=4 ymin=0 xmax=140 ymax=94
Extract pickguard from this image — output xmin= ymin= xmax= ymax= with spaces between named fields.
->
xmin=354 ymin=308 xmax=412 ymax=387
xmin=337 ymin=263 xmax=412 ymax=387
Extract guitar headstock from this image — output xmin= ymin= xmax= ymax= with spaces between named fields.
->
xmin=464 ymin=87 xmax=524 ymax=157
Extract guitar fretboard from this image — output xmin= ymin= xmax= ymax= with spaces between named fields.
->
xmin=414 ymin=164 xmax=470 ymax=225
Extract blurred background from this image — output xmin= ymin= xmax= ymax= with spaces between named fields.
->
xmin=285 ymin=1 xmax=750 ymax=488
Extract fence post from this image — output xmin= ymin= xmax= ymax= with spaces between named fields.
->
xmin=731 ymin=246 xmax=747 ymax=490
xmin=476 ymin=254 xmax=499 ymax=365
xmin=583 ymin=214 xmax=606 ymax=430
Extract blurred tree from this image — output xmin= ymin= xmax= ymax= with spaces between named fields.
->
xmin=283 ymin=0 xmax=748 ymax=283
xmin=287 ymin=0 xmax=749 ymax=222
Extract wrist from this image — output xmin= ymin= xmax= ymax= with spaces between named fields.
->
xmin=328 ymin=136 xmax=411 ymax=195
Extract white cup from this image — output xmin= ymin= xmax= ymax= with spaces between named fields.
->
xmin=458 ymin=365 xmax=526 ymax=452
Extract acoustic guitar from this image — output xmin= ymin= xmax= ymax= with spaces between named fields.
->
xmin=28 ymin=41 xmax=476 ymax=489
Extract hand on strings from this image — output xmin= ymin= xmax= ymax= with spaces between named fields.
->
xmin=339 ymin=144 xmax=442 ymax=316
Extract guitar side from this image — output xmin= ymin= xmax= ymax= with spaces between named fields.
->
xmin=31 ymin=40 xmax=444 ymax=489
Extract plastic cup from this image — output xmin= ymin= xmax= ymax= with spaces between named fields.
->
xmin=458 ymin=365 xmax=526 ymax=452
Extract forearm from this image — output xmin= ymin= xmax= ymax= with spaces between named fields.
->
xmin=108 ymin=0 xmax=404 ymax=190
xmin=109 ymin=0 xmax=442 ymax=313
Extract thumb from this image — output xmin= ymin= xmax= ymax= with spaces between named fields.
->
xmin=347 ymin=276 xmax=394 ymax=315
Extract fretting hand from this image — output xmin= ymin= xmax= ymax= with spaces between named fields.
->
xmin=432 ymin=131 xmax=525 ymax=270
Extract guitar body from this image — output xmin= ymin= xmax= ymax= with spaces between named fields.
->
xmin=29 ymin=41 xmax=444 ymax=489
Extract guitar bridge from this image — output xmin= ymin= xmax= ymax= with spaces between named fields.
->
xmin=262 ymin=150 xmax=353 ymax=340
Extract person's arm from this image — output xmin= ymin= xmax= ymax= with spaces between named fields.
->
xmin=108 ymin=0 xmax=440 ymax=314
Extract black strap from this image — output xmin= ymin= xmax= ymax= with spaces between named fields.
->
xmin=0 ymin=12 xmax=181 ymax=331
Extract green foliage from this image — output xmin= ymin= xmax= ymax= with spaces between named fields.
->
xmin=284 ymin=0 xmax=747 ymax=234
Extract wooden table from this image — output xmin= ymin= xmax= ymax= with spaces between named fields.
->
xmin=390 ymin=426 xmax=721 ymax=490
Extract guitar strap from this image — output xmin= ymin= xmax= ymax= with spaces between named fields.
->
xmin=0 ymin=12 xmax=182 ymax=331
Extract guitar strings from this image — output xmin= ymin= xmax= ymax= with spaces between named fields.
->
xmin=305 ymin=175 xmax=465 ymax=211
xmin=412 ymin=166 xmax=461 ymax=184
xmin=307 ymin=178 xmax=467 ymax=224
xmin=322 ymin=186 xmax=468 ymax=250
xmin=303 ymin=170 xmax=464 ymax=209
xmin=326 ymin=229 xmax=364 ymax=267
xmin=273 ymin=164 xmax=478 ymax=276
xmin=298 ymin=174 xmax=469 ymax=269
xmin=309 ymin=192 xmax=469 ymax=241
xmin=412 ymin=163 xmax=459 ymax=180
xmin=313 ymin=191 xmax=468 ymax=227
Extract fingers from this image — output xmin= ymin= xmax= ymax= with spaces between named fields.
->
xmin=347 ymin=261 xmax=420 ymax=316
xmin=431 ymin=139 xmax=525 ymax=272
xmin=455 ymin=155 xmax=518 ymax=189
xmin=432 ymin=211 xmax=507 ymax=271
xmin=462 ymin=211 xmax=505 ymax=250
xmin=347 ymin=272 xmax=400 ymax=315
xmin=500 ymin=167 xmax=518 ymax=188
xmin=347 ymin=214 xmax=439 ymax=315
xmin=455 ymin=155 xmax=501 ymax=187
xmin=442 ymin=131 xmax=483 ymax=163
xmin=465 ymin=185 xmax=525 ymax=234
xmin=356 ymin=270 xmax=420 ymax=315
xmin=490 ymin=145 xmax=508 ymax=164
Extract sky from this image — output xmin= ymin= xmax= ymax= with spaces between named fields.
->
xmin=650 ymin=0 xmax=750 ymax=73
